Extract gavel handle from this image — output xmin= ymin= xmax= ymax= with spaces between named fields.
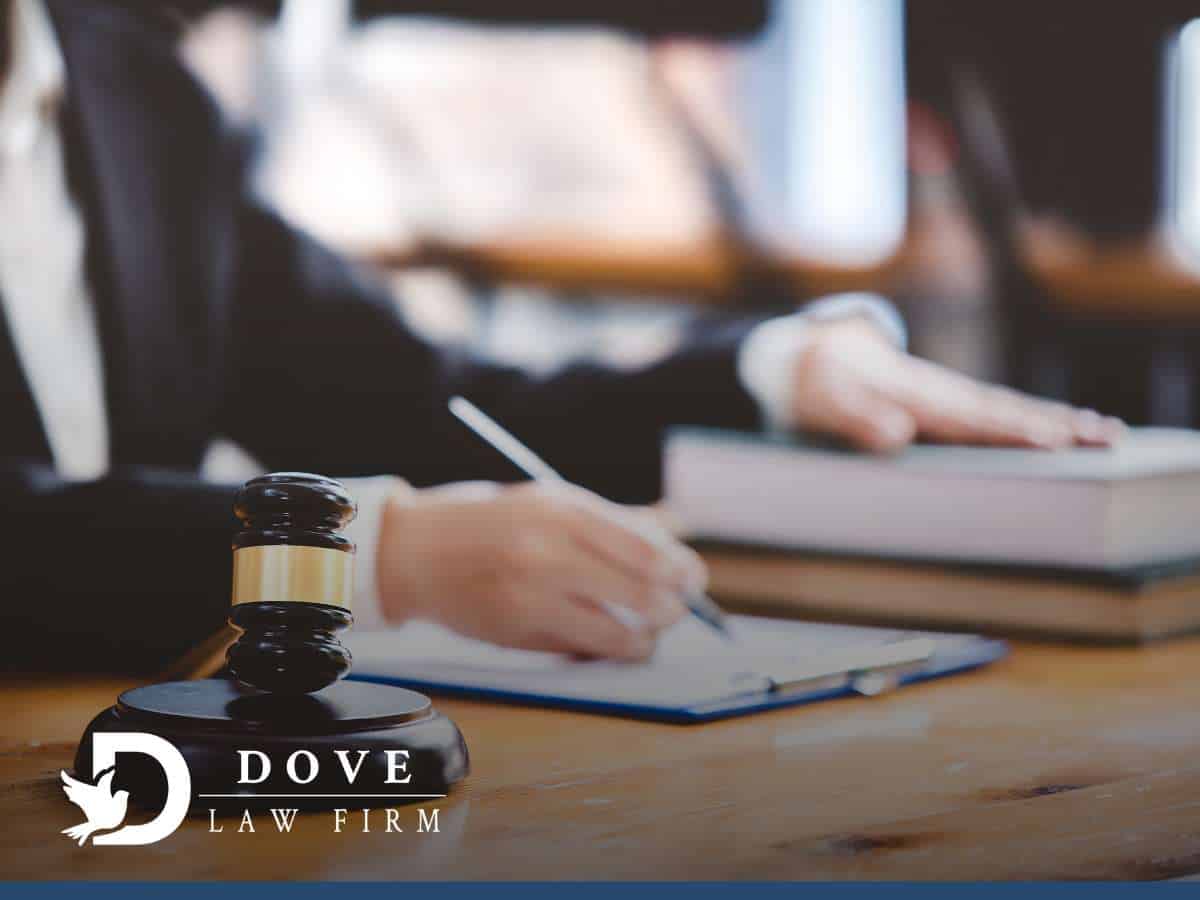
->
xmin=153 ymin=623 xmax=240 ymax=683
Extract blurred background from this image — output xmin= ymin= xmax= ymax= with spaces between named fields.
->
xmin=115 ymin=0 xmax=1200 ymax=474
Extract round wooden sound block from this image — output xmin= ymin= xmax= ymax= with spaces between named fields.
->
xmin=74 ymin=679 xmax=469 ymax=812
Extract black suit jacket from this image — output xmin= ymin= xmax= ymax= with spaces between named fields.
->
xmin=1 ymin=0 xmax=762 ymax=672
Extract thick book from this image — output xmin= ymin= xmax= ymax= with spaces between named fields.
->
xmin=664 ymin=427 xmax=1200 ymax=571
xmin=699 ymin=544 xmax=1200 ymax=642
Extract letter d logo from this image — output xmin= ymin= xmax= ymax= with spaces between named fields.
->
xmin=91 ymin=733 xmax=190 ymax=846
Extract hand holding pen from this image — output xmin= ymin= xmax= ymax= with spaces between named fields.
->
xmin=448 ymin=396 xmax=730 ymax=641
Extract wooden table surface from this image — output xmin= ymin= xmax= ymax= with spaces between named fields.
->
xmin=4 ymin=636 xmax=1200 ymax=881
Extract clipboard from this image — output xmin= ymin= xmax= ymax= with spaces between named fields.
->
xmin=348 ymin=615 xmax=1007 ymax=724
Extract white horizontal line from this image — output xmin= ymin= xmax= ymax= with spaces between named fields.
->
xmin=197 ymin=793 xmax=447 ymax=799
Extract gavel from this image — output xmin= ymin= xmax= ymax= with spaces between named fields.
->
xmin=225 ymin=473 xmax=357 ymax=694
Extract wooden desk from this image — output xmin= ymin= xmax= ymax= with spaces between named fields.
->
xmin=4 ymin=637 xmax=1200 ymax=881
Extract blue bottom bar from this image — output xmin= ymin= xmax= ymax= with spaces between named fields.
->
xmin=1 ymin=883 xmax=1196 ymax=898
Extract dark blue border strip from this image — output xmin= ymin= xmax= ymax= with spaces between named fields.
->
xmin=1 ymin=882 xmax=1196 ymax=896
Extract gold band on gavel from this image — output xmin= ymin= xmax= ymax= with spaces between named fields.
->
xmin=231 ymin=545 xmax=354 ymax=609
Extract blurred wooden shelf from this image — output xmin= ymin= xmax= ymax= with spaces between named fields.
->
xmin=365 ymin=224 xmax=1200 ymax=320
xmin=1021 ymin=227 xmax=1200 ymax=320
xmin=364 ymin=232 xmax=912 ymax=302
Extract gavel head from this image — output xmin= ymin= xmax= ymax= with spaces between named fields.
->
xmin=225 ymin=473 xmax=357 ymax=694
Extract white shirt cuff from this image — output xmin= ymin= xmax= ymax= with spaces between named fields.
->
xmin=737 ymin=293 xmax=907 ymax=430
xmin=342 ymin=474 xmax=400 ymax=631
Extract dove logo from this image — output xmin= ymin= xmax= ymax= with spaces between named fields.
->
xmin=61 ymin=732 xmax=191 ymax=847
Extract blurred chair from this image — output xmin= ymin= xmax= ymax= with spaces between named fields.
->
xmin=908 ymin=0 xmax=1200 ymax=426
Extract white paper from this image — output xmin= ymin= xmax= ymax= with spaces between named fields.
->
xmin=348 ymin=616 xmax=955 ymax=709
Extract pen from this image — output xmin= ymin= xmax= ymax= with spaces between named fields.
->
xmin=448 ymin=395 xmax=732 ymax=640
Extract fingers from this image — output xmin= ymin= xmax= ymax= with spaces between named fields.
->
xmin=529 ymin=529 xmax=686 ymax=630
xmin=788 ymin=315 xmax=1125 ymax=453
xmin=1058 ymin=406 xmax=1126 ymax=447
xmin=800 ymin=381 xmax=918 ymax=453
xmin=991 ymin=394 xmax=1124 ymax=447
xmin=886 ymin=357 xmax=1123 ymax=449
xmin=397 ymin=482 xmax=700 ymax=662
xmin=518 ymin=594 xmax=658 ymax=661
xmin=555 ymin=487 xmax=705 ymax=593
xmin=488 ymin=484 xmax=698 ymax=660
xmin=901 ymin=372 xmax=1068 ymax=448
xmin=975 ymin=390 xmax=1124 ymax=448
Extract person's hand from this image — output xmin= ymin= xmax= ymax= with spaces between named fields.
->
xmin=788 ymin=317 xmax=1125 ymax=452
xmin=374 ymin=481 xmax=703 ymax=660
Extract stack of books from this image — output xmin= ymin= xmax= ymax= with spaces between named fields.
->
xmin=665 ymin=428 xmax=1200 ymax=642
